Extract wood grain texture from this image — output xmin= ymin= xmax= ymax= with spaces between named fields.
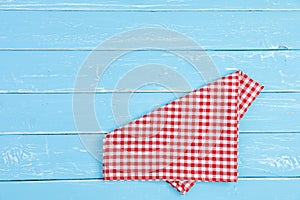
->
xmin=0 ymin=0 xmax=299 ymax=198
xmin=0 ymin=0 xmax=300 ymax=10
xmin=1 ymin=179 xmax=300 ymax=200
xmin=0 ymin=93 xmax=299 ymax=133
xmin=0 ymin=134 xmax=300 ymax=180
xmin=0 ymin=50 xmax=299 ymax=92
xmin=0 ymin=11 xmax=299 ymax=49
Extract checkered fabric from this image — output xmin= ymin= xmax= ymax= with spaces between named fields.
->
xmin=103 ymin=70 xmax=264 ymax=194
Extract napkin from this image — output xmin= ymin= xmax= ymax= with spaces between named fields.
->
xmin=103 ymin=70 xmax=264 ymax=194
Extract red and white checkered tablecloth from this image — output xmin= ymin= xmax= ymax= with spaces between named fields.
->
xmin=103 ymin=70 xmax=264 ymax=194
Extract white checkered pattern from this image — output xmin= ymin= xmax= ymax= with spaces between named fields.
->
xmin=103 ymin=70 xmax=264 ymax=194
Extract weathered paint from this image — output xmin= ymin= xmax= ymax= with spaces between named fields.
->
xmin=0 ymin=0 xmax=299 ymax=199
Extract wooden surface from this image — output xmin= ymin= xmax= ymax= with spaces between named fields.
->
xmin=0 ymin=1 xmax=300 ymax=199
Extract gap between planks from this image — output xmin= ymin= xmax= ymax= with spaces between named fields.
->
xmin=0 ymin=48 xmax=293 ymax=51
xmin=1 ymin=8 xmax=300 ymax=12
xmin=0 ymin=90 xmax=299 ymax=94
xmin=1 ymin=177 xmax=300 ymax=183
xmin=1 ymin=131 xmax=299 ymax=135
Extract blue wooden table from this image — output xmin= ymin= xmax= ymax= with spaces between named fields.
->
xmin=1 ymin=0 xmax=300 ymax=199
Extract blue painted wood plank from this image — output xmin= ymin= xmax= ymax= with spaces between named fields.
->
xmin=0 ymin=133 xmax=300 ymax=180
xmin=0 ymin=134 xmax=101 ymax=180
xmin=0 ymin=11 xmax=299 ymax=49
xmin=1 ymin=0 xmax=299 ymax=10
xmin=0 ymin=93 xmax=299 ymax=133
xmin=0 ymin=51 xmax=299 ymax=92
xmin=1 ymin=179 xmax=300 ymax=200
